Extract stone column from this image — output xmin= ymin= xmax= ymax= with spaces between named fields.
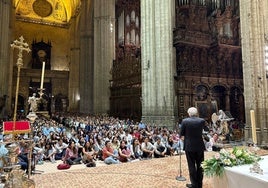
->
xmin=93 ymin=0 xmax=115 ymax=114
xmin=141 ymin=0 xmax=176 ymax=128
xmin=0 ymin=0 xmax=12 ymax=114
xmin=79 ymin=0 xmax=94 ymax=113
xmin=263 ymin=127 xmax=268 ymax=145
xmin=68 ymin=16 xmax=80 ymax=112
xmin=240 ymin=0 xmax=267 ymax=144
xmin=263 ymin=0 xmax=268 ymax=144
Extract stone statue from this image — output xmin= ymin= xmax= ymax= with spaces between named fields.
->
xmin=28 ymin=93 xmax=39 ymax=112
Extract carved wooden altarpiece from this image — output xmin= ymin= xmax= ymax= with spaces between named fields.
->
xmin=173 ymin=1 xmax=244 ymax=123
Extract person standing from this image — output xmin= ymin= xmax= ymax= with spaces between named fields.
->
xmin=180 ymin=107 xmax=205 ymax=188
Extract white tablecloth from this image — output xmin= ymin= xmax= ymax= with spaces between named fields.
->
xmin=213 ymin=155 xmax=268 ymax=188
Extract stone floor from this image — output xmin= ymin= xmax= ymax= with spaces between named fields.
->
xmin=33 ymin=159 xmax=106 ymax=174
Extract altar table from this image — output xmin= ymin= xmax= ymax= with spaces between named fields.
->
xmin=213 ymin=155 xmax=268 ymax=188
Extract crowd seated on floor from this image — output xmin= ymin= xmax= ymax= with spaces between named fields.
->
xmin=0 ymin=112 xmax=230 ymax=171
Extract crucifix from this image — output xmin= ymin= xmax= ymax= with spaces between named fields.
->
xmin=10 ymin=36 xmax=31 ymax=133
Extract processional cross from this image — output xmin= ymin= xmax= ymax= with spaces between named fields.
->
xmin=10 ymin=36 xmax=31 ymax=133
xmin=3 ymin=37 xmax=36 ymax=182
xmin=11 ymin=36 xmax=31 ymax=67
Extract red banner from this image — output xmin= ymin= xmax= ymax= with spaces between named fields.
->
xmin=3 ymin=121 xmax=31 ymax=134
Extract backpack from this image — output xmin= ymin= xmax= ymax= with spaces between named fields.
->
xmin=57 ymin=163 xmax=71 ymax=170
xmin=86 ymin=161 xmax=96 ymax=167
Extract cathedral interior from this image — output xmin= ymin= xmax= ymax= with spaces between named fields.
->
xmin=0 ymin=0 xmax=268 ymax=144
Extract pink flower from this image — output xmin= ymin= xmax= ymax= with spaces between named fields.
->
xmin=230 ymin=154 xmax=236 ymax=159
xmin=214 ymin=153 xmax=220 ymax=160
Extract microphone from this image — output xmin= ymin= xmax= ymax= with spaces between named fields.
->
xmin=176 ymin=142 xmax=186 ymax=181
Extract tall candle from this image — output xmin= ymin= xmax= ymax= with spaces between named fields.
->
xmin=250 ymin=110 xmax=257 ymax=144
xmin=40 ymin=61 xmax=45 ymax=90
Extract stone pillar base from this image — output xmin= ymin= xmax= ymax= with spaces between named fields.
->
xmin=244 ymin=125 xmax=250 ymax=142
xmin=256 ymin=128 xmax=261 ymax=145
xmin=262 ymin=127 xmax=268 ymax=145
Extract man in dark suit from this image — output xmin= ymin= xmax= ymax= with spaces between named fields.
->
xmin=180 ymin=107 xmax=205 ymax=188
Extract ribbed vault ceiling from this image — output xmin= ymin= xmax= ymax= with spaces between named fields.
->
xmin=14 ymin=0 xmax=81 ymax=27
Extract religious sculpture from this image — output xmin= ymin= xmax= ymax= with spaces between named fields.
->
xmin=28 ymin=93 xmax=39 ymax=112
xmin=211 ymin=109 xmax=233 ymax=135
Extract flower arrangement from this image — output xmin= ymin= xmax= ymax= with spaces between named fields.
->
xmin=201 ymin=147 xmax=261 ymax=177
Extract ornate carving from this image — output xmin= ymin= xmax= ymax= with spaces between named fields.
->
xmin=31 ymin=40 xmax=52 ymax=69
xmin=32 ymin=0 xmax=53 ymax=18
xmin=112 ymin=0 xmax=141 ymax=88
xmin=215 ymin=6 xmax=240 ymax=46
xmin=111 ymin=58 xmax=141 ymax=87
xmin=53 ymin=1 xmax=67 ymax=21
xmin=111 ymin=0 xmax=141 ymax=119
xmin=196 ymin=85 xmax=209 ymax=101
xmin=174 ymin=5 xmax=216 ymax=46
xmin=174 ymin=1 xmax=244 ymax=121
xmin=17 ymin=0 xmax=32 ymax=15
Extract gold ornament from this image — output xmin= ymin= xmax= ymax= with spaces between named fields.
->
xmin=32 ymin=0 xmax=53 ymax=18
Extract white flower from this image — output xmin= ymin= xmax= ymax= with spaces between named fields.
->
xmin=220 ymin=148 xmax=227 ymax=154
xmin=223 ymin=158 xmax=232 ymax=166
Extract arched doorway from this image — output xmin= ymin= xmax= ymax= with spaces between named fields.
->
xmin=211 ymin=85 xmax=227 ymax=111
xmin=230 ymin=86 xmax=245 ymax=122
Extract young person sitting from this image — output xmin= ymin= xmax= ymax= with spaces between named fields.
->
xmin=54 ymin=139 xmax=68 ymax=160
xmin=63 ymin=141 xmax=82 ymax=165
xmin=141 ymin=137 xmax=154 ymax=159
xmin=130 ymin=138 xmax=143 ymax=160
xmin=102 ymin=140 xmax=120 ymax=165
xmin=154 ymin=136 xmax=167 ymax=158
xmin=82 ymin=140 xmax=97 ymax=164
xmin=43 ymin=142 xmax=56 ymax=163
xmin=118 ymin=140 xmax=131 ymax=162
